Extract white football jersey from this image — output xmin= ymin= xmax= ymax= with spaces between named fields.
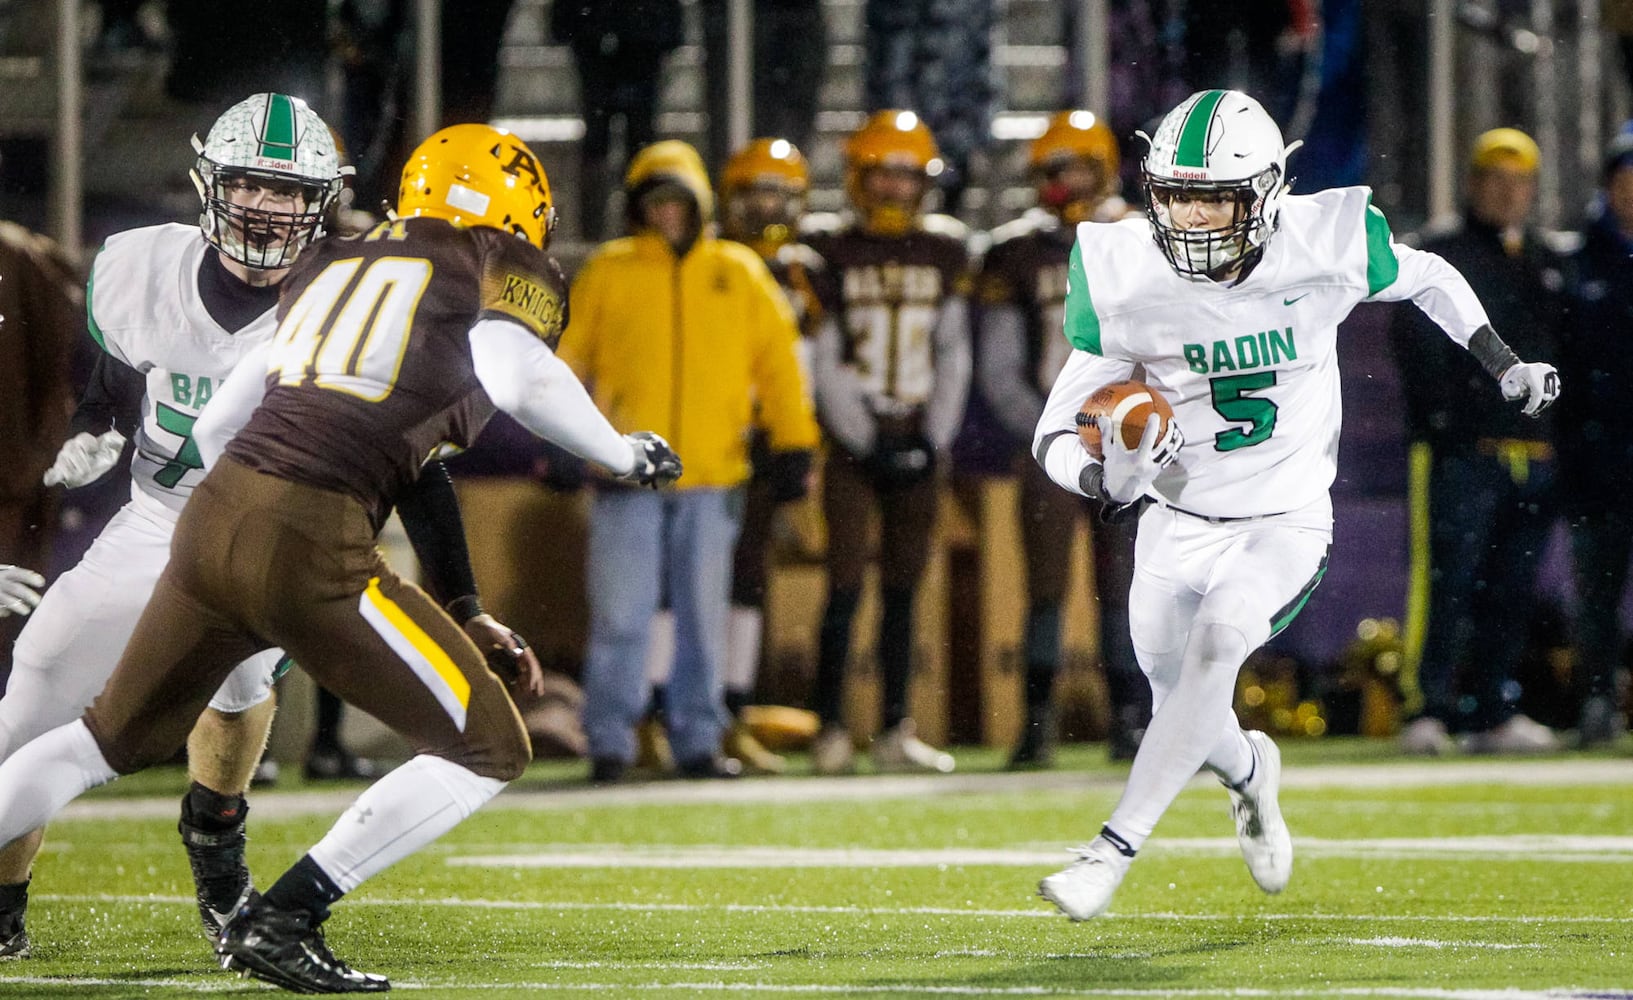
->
xmin=1037 ymin=186 xmax=1492 ymax=519
xmin=87 ymin=223 xmax=277 ymax=515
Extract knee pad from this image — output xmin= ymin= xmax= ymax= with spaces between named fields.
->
xmin=1190 ymin=620 xmax=1251 ymax=672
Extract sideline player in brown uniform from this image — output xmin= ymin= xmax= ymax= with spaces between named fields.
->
xmin=713 ymin=137 xmax=824 ymax=772
xmin=975 ymin=111 xmax=1151 ymax=767
xmin=0 ymin=124 xmax=679 ymax=993
xmin=803 ymin=110 xmax=972 ymax=774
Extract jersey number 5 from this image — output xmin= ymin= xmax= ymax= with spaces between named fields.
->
xmin=269 ymin=257 xmax=434 ymax=402
xmin=1210 ymin=371 xmax=1279 ymax=451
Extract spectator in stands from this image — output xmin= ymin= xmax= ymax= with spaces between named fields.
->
xmin=862 ymin=0 xmax=995 ymax=216
xmin=334 ymin=1 xmax=523 ymax=218
xmin=560 ymin=140 xmax=818 ymax=783
xmin=804 ymin=111 xmax=972 ymax=774
xmin=1388 ymin=128 xmax=1565 ymax=756
xmin=975 ymin=111 xmax=1149 ymax=767
xmin=1555 ymin=129 xmax=1633 ymax=748
xmin=550 ymin=0 xmax=685 ymax=241
xmin=701 ymin=0 xmax=828 ymax=177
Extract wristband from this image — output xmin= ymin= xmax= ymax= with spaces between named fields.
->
xmin=446 ymin=594 xmax=485 ymax=624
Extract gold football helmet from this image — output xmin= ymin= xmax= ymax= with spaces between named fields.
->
xmin=1030 ymin=110 xmax=1120 ymax=226
xmin=398 ymin=124 xmax=556 ymax=249
xmin=721 ymin=138 xmax=809 ymax=256
xmin=843 ymin=110 xmax=943 ymax=236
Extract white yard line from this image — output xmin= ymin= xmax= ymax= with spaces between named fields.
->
xmin=441 ymin=836 xmax=1633 ymax=869
xmin=32 ymin=892 xmax=1633 ymax=923
xmin=1337 ymin=937 xmax=1542 ymax=950
xmin=56 ymin=758 xmax=1633 ymax=822
xmin=0 ymin=975 xmax=1621 ymax=998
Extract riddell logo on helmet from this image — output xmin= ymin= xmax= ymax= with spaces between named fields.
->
xmin=1168 ymin=168 xmax=1211 ymax=180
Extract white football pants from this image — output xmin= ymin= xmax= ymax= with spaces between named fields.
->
xmin=1106 ymin=499 xmax=1331 ymax=848
xmin=0 ymin=494 xmax=282 ymax=762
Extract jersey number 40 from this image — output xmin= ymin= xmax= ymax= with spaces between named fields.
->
xmin=269 ymin=256 xmax=433 ymax=402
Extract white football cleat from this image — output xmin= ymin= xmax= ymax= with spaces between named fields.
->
xmin=1461 ymin=713 xmax=1561 ymax=755
xmin=872 ymin=720 xmax=955 ymax=774
xmin=1038 ymin=837 xmax=1131 ymax=921
xmin=811 ymin=726 xmax=856 ymax=775
xmin=1398 ymin=716 xmax=1455 ymax=756
xmin=1226 ymin=730 xmax=1292 ymax=894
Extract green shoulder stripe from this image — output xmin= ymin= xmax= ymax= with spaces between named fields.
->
xmin=1364 ymin=197 xmax=1399 ymax=296
xmin=85 ymin=251 xmax=106 ymax=351
xmin=1063 ymin=240 xmax=1102 ymax=355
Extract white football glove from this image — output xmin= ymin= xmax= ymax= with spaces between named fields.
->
xmin=0 ymin=565 xmax=44 ymax=618
xmin=617 ymin=431 xmax=683 ymax=489
xmin=43 ymin=429 xmax=126 ymax=488
xmin=1098 ymin=414 xmax=1183 ymax=504
xmin=1499 ymin=362 xmax=1561 ymax=417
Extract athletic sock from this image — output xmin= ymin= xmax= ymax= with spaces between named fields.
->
xmin=182 ymin=781 xmax=248 ymax=833
xmin=262 ymin=854 xmax=344 ymax=924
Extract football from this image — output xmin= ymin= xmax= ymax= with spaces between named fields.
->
xmin=1076 ymin=379 xmax=1175 ymax=459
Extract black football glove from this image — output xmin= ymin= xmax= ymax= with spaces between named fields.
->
xmin=618 ymin=431 xmax=683 ymax=489
xmin=867 ymin=431 xmax=936 ymax=490
xmin=766 ymin=449 xmax=814 ymax=503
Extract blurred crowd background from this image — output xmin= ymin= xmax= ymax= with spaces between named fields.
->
xmin=1 ymin=0 xmax=1630 ymax=773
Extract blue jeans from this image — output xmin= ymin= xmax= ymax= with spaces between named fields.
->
xmin=581 ymin=487 xmax=742 ymax=764
xmin=1418 ymin=450 xmax=1556 ymax=731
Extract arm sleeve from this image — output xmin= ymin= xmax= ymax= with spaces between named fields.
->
xmin=68 ymin=351 xmax=145 ymax=438
xmin=977 ymin=302 xmax=1047 ymax=441
xmin=194 ymin=341 xmax=271 ymax=469
xmin=1366 ymin=242 xmax=1492 ymax=347
xmin=467 ymin=317 xmax=634 ymax=476
xmin=1032 ymin=347 xmax=1136 ymax=496
xmin=923 ymin=294 xmax=973 ymax=451
xmin=811 ymin=312 xmax=878 ymax=456
xmin=394 ymin=460 xmax=479 ymax=607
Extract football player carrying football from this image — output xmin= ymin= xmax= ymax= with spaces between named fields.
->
xmin=1032 ymin=90 xmax=1559 ymax=921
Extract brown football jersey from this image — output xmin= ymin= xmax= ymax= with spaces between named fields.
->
xmin=225 ymin=216 xmax=567 ymax=528
xmin=765 ymin=241 xmax=826 ymax=341
xmin=805 ymin=226 xmax=971 ymax=408
xmin=977 ymin=214 xmax=1075 ymax=394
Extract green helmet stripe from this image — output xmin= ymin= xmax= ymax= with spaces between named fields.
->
xmin=258 ymin=94 xmax=298 ymax=161
xmin=1173 ymin=90 xmax=1226 ymax=168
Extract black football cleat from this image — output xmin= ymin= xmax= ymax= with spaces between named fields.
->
xmin=179 ymin=808 xmax=256 ymax=942
xmin=217 ymin=898 xmax=390 ymax=993
xmin=1007 ymin=718 xmax=1057 ymax=771
xmin=0 ymin=915 xmax=28 ymax=961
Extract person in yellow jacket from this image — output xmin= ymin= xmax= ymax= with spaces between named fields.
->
xmin=559 ymin=139 xmax=819 ymax=782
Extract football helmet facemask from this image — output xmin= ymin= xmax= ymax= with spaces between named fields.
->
xmin=1031 ymin=110 xmax=1119 ymax=226
xmin=722 ymin=138 xmax=809 ymax=257
xmin=1139 ymin=90 xmax=1301 ymax=280
xmin=398 ymin=124 xmax=557 ymax=250
xmin=844 ymin=110 xmax=943 ymax=237
xmin=191 ymin=93 xmax=348 ymax=270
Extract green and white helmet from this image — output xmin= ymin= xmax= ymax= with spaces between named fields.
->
xmin=189 ymin=93 xmax=348 ymax=270
xmin=1139 ymin=89 xmax=1301 ymax=279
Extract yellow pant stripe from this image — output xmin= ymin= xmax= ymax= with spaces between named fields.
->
xmin=360 ymin=576 xmax=470 ymax=731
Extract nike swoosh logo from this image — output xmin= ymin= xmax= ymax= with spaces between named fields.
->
xmin=1283 ymin=294 xmax=1310 ymax=306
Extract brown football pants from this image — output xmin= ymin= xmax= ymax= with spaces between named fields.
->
xmin=84 ymin=457 xmax=530 ymax=780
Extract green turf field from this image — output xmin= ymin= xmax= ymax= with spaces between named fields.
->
xmin=1 ymin=741 xmax=1629 ymax=998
